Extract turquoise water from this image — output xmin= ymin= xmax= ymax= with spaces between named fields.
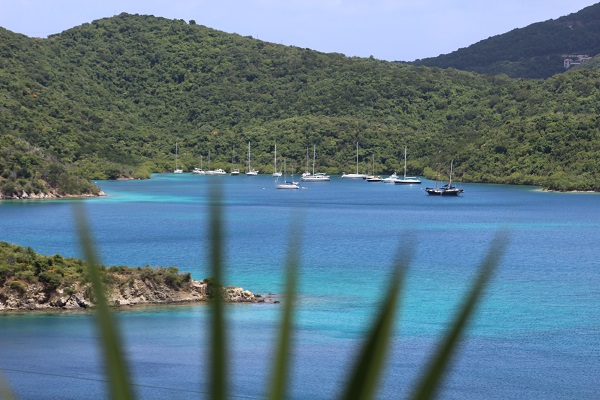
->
xmin=1 ymin=174 xmax=599 ymax=399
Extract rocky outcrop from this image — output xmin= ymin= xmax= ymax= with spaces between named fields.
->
xmin=0 ymin=276 xmax=271 ymax=311
xmin=0 ymin=189 xmax=106 ymax=200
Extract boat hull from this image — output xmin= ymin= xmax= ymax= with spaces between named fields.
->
xmin=425 ymin=187 xmax=463 ymax=196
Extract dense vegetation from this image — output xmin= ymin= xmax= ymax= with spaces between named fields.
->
xmin=0 ymin=241 xmax=191 ymax=294
xmin=1 ymin=13 xmax=599 ymax=191
xmin=412 ymin=3 xmax=600 ymax=79
xmin=0 ymin=134 xmax=101 ymax=198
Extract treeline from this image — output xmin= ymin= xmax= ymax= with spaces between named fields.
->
xmin=0 ymin=241 xmax=191 ymax=294
xmin=412 ymin=3 xmax=600 ymax=79
xmin=0 ymin=134 xmax=101 ymax=198
xmin=0 ymin=13 xmax=599 ymax=191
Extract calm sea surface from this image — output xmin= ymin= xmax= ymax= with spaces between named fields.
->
xmin=1 ymin=174 xmax=599 ymax=399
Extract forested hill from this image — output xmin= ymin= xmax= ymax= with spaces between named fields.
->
xmin=411 ymin=3 xmax=600 ymax=79
xmin=0 ymin=13 xmax=599 ymax=192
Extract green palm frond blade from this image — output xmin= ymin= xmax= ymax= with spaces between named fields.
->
xmin=267 ymin=218 xmax=303 ymax=400
xmin=208 ymin=185 xmax=227 ymax=400
xmin=340 ymin=245 xmax=412 ymax=400
xmin=0 ymin=373 xmax=15 ymax=400
xmin=73 ymin=205 xmax=134 ymax=400
xmin=410 ymin=233 xmax=508 ymax=400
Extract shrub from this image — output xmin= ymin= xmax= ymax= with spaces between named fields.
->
xmin=9 ymin=280 xmax=27 ymax=294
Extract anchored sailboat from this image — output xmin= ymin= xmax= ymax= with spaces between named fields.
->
xmin=301 ymin=145 xmax=330 ymax=182
xmin=394 ymin=146 xmax=421 ymax=184
xmin=276 ymin=159 xmax=299 ymax=189
xmin=246 ymin=142 xmax=259 ymax=175
xmin=425 ymin=159 xmax=463 ymax=196
xmin=342 ymin=142 xmax=368 ymax=179
xmin=272 ymin=142 xmax=282 ymax=177
xmin=174 ymin=142 xmax=183 ymax=174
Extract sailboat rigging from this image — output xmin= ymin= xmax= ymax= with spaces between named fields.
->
xmin=174 ymin=142 xmax=183 ymax=174
xmin=425 ymin=158 xmax=463 ymax=196
xmin=342 ymin=142 xmax=368 ymax=179
xmin=246 ymin=141 xmax=259 ymax=175
xmin=394 ymin=146 xmax=421 ymax=184
xmin=301 ymin=145 xmax=330 ymax=182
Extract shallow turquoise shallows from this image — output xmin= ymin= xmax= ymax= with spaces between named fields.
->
xmin=1 ymin=174 xmax=599 ymax=399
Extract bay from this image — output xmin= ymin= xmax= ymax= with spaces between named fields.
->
xmin=1 ymin=174 xmax=599 ymax=399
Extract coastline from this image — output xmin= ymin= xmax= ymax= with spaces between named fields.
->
xmin=0 ymin=276 xmax=274 ymax=312
xmin=0 ymin=190 xmax=106 ymax=201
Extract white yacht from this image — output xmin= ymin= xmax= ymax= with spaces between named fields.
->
xmin=301 ymin=145 xmax=330 ymax=182
xmin=276 ymin=159 xmax=299 ymax=189
xmin=174 ymin=142 xmax=183 ymax=173
xmin=382 ymin=172 xmax=398 ymax=183
xmin=341 ymin=142 xmax=368 ymax=179
xmin=394 ymin=146 xmax=421 ymax=184
xmin=246 ymin=141 xmax=259 ymax=175
xmin=272 ymin=142 xmax=282 ymax=177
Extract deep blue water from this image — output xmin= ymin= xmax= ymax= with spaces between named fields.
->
xmin=1 ymin=174 xmax=599 ymax=399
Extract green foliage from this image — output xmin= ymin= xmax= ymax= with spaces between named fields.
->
xmin=412 ymin=3 xmax=600 ymax=79
xmin=0 ymin=134 xmax=101 ymax=198
xmin=0 ymin=13 xmax=599 ymax=191
xmin=0 ymin=241 xmax=194 ymax=295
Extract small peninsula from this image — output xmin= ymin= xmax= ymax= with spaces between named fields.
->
xmin=0 ymin=242 xmax=268 ymax=311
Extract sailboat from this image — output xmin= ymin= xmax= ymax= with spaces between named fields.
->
xmin=301 ymin=145 xmax=330 ymax=181
xmin=272 ymin=142 xmax=282 ymax=177
xmin=192 ymin=155 xmax=205 ymax=175
xmin=174 ymin=142 xmax=183 ymax=174
xmin=394 ymin=146 xmax=421 ymax=184
xmin=366 ymin=154 xmax=382 ymax=182
xmin=276 ymin=159 xmax=299 ymax=189
xmin=246 ymin=141 xmax=259 ymax=175
xmin=341 ymin=142 xmax=368 ymax=179
xmin=425 ymin=159 xmax=463 ymax=196
xmin=230 ymin=147 xmax=240 ymax=175
xmin=205 ymin=150 xmax=226 ymax=175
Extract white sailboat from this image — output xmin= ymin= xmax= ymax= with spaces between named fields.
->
xmin=230 ymin=147 xmax=240 ymax=175
xmin=341 ymin=142 xmax=368 ymax=179
xmin=192 ymin=154 xmax=205 ymax=174
xmin=276 ymin=159 xmax=299 ymax=189
xmin=246 ymin=141 xmax=259 ymax=175
xmin=174 ymin=142 xmax=183 ymax=173
xmin=272 ymin=142 xmax=282 ymax=177
xmin=301 ymin=145 xmax=330 ymax=182
xmin=394 ymin=146 xmax=421 ymax=184
xmin=366 ymin=154 xmax=382 ymax=182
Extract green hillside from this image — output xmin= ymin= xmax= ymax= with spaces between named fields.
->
xmin=1 ymin=13 xmax=599 ymax=191
xmin=412 ymin=3 xmax=600 ymax=79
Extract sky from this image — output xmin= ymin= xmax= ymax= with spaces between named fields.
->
xmin=0 ymin=0 xmax=598 ymax=61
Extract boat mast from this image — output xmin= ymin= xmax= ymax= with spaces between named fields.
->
xmin=435 ymin=151 xmax=440 ymax=189
xmin=449 ymin=159 xmax=454 ymax=187
xmin=312 ymin=144 xmax=316 ymax=175
xmin=403 ymin=146 xmax=407 ymax=179
xmin=175 ymin=142 xmax=178 ymax=170
xmin=248 ymin=141 xmax=251 ymax=171
xmin=356 ymin=142 xmax=359 ymax=174
xmin=274 ymin=142 xmax=277 ymax=173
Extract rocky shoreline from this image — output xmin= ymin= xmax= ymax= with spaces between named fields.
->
xmin=0 ymin=190 xmax=106 ymax=200
xmin=0 ymin=275 xmax=273 ymax=311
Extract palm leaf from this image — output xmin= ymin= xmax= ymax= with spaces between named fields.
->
xmin=267 ymin=217 xmax=303 ymax=400
xmin=409 ymin=233 xmax=508 ymax=400
xmin=339 ymin=240 xmax=414 ymax=400
xmin=208 ymin=185 xmax=227 ymax=400
xmin=73 ymin=205 xmax=135 ymax=400
xmin=0 ymin=373 xmax=15 ymax=400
